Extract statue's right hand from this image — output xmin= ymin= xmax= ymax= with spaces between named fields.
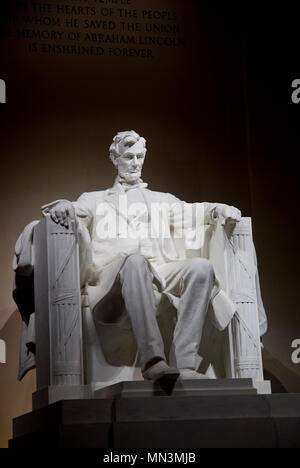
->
xmin=50 ymin=201 xmax=75 ymax=228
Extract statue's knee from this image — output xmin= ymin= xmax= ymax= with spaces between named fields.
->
xmin=124 ymin=254 xmax=148 ymax=270
xmin=187 ymin=258 xmax=214 ymax=281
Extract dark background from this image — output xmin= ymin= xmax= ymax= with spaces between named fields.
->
xmin=0 ymin=0 xmax=299 ymax=447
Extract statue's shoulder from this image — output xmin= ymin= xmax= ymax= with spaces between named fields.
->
xmin=145 ymin=189 xmax=182 ymax=203
xmin=77 ymin=189 xmax=107 ymax=201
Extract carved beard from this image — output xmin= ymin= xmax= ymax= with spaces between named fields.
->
xmin=118 ymin=170 xmax=141 ymax=185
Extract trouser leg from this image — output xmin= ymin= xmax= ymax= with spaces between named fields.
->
xmin=158 ymin=258 xmax=214 ymax=370
xmin=118 ymin=254 xmax=166 ymax=370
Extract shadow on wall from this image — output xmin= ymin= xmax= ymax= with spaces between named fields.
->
xmin=262 ymin=348 xmax=300 ymax=394
xmin=0 ymin=310 xmax=35 ymax=448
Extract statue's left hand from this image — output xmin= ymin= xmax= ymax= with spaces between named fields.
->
xmin=221 ymin=205 xmax=242 ymax=224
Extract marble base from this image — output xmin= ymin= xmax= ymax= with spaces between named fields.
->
xmin=10 ymin=399 xmax=113 ymax=448
xmin=32 ymin=379 xmax=271 ymax=410
xmin=10 ymin=392 xmax=300 ymax=448
xmin=93 ymin=378 xmax=258 ymax=399
xmin=32 ymin=385 xmax=92 ymax=410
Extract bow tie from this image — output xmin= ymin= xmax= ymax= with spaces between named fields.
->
xmin=116 ymin=177 xmax=148 ymax=192
xmin=122 ymin=182 xmax=148 ymax=192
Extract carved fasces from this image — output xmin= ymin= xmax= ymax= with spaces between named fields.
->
xmin=34 ymin=216 xmax=83 ymax=388
xmin=49 ymin=218 xmax=83 ymax=385
xmin=225 ymin=218 xmax=263 ymax=380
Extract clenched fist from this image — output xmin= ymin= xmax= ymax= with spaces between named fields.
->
xmin=221 ymin=205 xmax=241 ymax=224
xmin=212 ymin=204 xmax=242 ymax=224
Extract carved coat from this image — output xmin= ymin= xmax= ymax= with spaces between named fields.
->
xmin=70 ymin=180 xmax=237 ymax=331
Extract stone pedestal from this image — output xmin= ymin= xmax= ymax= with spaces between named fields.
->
xmin=32 ymin=384 xmax=93 ymax=410
xmin=31 ymin=378 xmax=270 ymax=410
xmin=93 ymin=378 xmax=258 ymax=399
xmin=9 ymin=382 xmax=300 ymax=448
xmin=10 ymin=399 xmax=113 ymax=449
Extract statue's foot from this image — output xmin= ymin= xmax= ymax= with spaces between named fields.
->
xmin=142 ymin=360 xmax=180 ymax=381
xmin=179 ymin=369 xmax=209 ymax=379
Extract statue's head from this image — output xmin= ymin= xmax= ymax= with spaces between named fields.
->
xmin=109 ymin=130 xmax=147 ymax=184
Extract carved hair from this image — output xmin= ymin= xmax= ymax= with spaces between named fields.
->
xmin=109 ymin=130 xmax=147 ymax=161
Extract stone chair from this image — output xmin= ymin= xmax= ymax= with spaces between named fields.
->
xmin=30 ymin=215 xmax=270 ymax=408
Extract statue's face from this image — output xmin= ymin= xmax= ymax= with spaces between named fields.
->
xmin=115 ymin=139 xmax=146 ymax=184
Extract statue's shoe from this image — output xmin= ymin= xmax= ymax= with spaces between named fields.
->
xmin=179 ymin=369 xmax=209 ymax=379
xmin=142 ymin=360 xmax=180 ymax=381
